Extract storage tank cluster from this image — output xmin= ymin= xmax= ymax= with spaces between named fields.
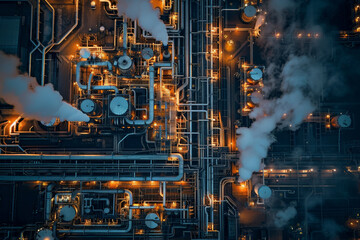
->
xmin=245 ymin=67 xmax=264 ymax=109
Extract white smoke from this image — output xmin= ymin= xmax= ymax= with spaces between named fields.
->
xmin=0 ymin=51 xmax=90 ymax=123
xmin=236 ymin=0 xmax=331 ymax=181
xmin=322 ymin=219 xmax=344 ymax=240
xmin=254 ymin=14 xmax=265 ymax=31
xmin=237 ymin=55 xmax=321 ymax=180
xmin=274 ymin=205 xmax=297 ymax=228
xmin=117 ymin=0 xmax=169 ymax=46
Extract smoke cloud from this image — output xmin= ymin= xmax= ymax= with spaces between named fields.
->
xmin=0 ymin=51 xmax=90 ymax=123
xmin=117 ymin=0 xmax=169 ymax=46
xmin=274 ymin=205 xmax=297 ymax=228
xmin=322 ymin=219 xmax=344 ymax=240
xmin=236 ymin=0 xmax=338 ymax=181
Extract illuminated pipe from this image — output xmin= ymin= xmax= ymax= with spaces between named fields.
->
xmin=0 ymin=154 xmax=183 ymax=181
xmin=123 ymin=18 xmax=127 ymax=50
xmin=125 ymin=66 xmax=154 ymax=125
xmin=40 ymin=0 xmax=79 ymax=85
xmin=100 ymin=0 xmax=117 ymax=10
xmin=76 ymin=61 xmax=118 ymax=94
xmin=125 ymin=63 xmax=171 ymax=126
xmin=45 ymin=184 xmax=55 ymax=221
xmin=58 ymin=189 xmax=133 ymax=234
xmin=87 ymin=72 xmax=93 ymax=95
xmin=163 ymin=181 xmax=166 ymax=207
xmin=53 ymin=0 xmax=78 ymax=46
xmin=219 ymin=177 xmax=235 ymax=239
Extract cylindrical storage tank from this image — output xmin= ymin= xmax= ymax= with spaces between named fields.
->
xmin=110 ymin=96 xmax=129 ymax=116
xmin=254 ymin=183 xmax=272 ymax=199
xmin=36 ymin=228 xmax=54 ymax=240
xmin=141 ymin=47 xmax=154 ymax=60
xmin=247 ymin=68 xmax=263 ymax=84
xmin=241 ymin=5 xmax=257 ymax=23
xmin=246 ymin=91 xmax=262 ymax=108
xmin=145 ymin=213 xmax=160 ymax=229
xmin=58 ymin=205 xmax=77 ymax=222
xmin=331 ymin=114 xmax=351 ymax=128
xmin=79 ymin=48 xmax=91 ymax=59
xmin=116 ymin=55 xmax=133 ymax=72
xmin=80 ymin=99 xmax=96 ymax=114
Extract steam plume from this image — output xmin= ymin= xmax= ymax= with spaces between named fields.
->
xmin=117 ymin=0 xmax=169 ymax=46
xmin=236 ymin=0 xmax=335 ymax=181
xmin=0 ymin=51 xmax=90 ymax=123
xmin=274 ymin=205 xmax=297 ymax=228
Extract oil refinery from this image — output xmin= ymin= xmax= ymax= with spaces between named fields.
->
xmin=0 ymin=0 xmax=360 ymax=239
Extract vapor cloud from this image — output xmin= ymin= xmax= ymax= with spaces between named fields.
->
xmin=274 ymin=205 xmax=297 ymax=228
xmin=117 ymin=0 xmax=169 ymax=46
xmin=0 ymin=51 xmax=90 ymax=123
xmin=236 ymin=0 xmax=335 ymax=181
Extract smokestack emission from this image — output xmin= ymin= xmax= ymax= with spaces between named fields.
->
xmin=274 ymin=205 xmax=297 ymax=228
xmin=117 ymin=0 xmax=169 ymax=46
xmin=236 ymin=0 xmax=332 ymax=181
xmin=0 ymin=51 xmax=90 ymax=123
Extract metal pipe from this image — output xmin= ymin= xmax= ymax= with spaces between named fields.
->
xmin=59 ymin=189 xmax=133 ymax=234
xmin=125 ymin=66 xmax=154 ymax=125
xmin=53 ymin=0 xmax=79 ymax=46
xmin=163 ymin=181 xmax=166 ymax=207
xmin=0 ymin=154 xmax=183 ymax=181
xmin=123 ymin=18 xmax=127 ymax=51
xmin=219 ymin=177 xmax=235 ymax=239
xmin=87 ymin=72 xmax=93 ymax=95
xmin=125 ymin=63 xmax=171 ymax=126
xmin=45 ymin=183 xmax=55 ymax=221
xmin=76 ymin=61 xmax=118 ymax=94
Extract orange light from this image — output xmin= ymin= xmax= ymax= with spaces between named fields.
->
xmin=326 ymin=124 xmax=331 ymax=128
xmin=153 ymin=122 xmax=157 ymax=126
xmin=326 ymin=114 xmax=330 ymax=119
xmin=275 ymin=32 xmax=281 ymax=38
xmin=270 ymin=169 xmax=273 ymax=172
xmin=307 ymin=33 xmax=311 ymax=37
xmin=178 ymin=147 xmax=183 ymax=151
xmin=297 ymin=33 xmax=302 ymax=38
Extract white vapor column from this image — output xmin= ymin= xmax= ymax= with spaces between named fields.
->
xmin=117 ymin=0 xmax=169 ymax=46
xmin=0 ymin=51 xmax=90 ymax=123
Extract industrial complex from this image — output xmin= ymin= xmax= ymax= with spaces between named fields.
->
xmin=0 ymin=0 xmax=360 ymax=239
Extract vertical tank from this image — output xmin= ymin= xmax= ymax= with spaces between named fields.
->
xmin=241 ymin=5 xmax=257 ymax=23
xmin=246 ymin=68 xmax=263 ymax=84
xmin=331 ymin=114 xmax=351 ymax=128
xmin=254 ymin=183 xmax=272 ymax=199
xmin=109 ymin=96 xmax=129 ymax=116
